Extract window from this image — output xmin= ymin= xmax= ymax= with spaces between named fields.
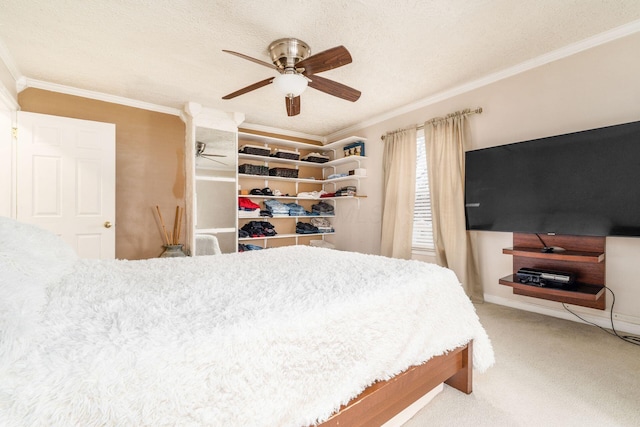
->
xmin=412 ymin=130 xmax=434 ymax=251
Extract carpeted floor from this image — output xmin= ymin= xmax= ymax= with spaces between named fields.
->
xmin=403 ymin=303 xmax=640 ymax=426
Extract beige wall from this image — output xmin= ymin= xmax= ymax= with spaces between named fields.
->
xmin=334 ymin=32 xmax=640 ymax=329
xmin=19 ymin=89 xmax=186 ymax=260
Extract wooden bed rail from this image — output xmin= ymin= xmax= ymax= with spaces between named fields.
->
xmin=318 ymin=341 xmax=472 ymax=426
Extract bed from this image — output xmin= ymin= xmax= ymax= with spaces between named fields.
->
xmin=0 ymin=217 xmax=494 ymax=426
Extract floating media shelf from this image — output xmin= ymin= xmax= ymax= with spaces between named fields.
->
xmin=500 ymin=233 xmax=606 ymax=310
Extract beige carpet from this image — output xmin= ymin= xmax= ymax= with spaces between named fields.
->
xmin=403 ymin=303 xmax=640 ymax=426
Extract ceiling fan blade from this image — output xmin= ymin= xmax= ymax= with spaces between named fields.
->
xmin=200 ymin=153 xmax=226 ymax=158
xmin=222 ymin=50 xmax=279 ymax=71
xmin=298 ymin=46 xmax=352 ymax=75
xmin=307 ymin=74 xmax=361 ymax=102
xmin=222 ymin=77 xmax=274 ymax=99
xmin=198 ymin=156 xmax=228 ymax=166
xmin=285 ymin=96 xmax=301 ymax=116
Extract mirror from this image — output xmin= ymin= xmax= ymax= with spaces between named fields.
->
xmin=195 ymin=127 xmax=236 ymax=173
xmin=194 ymin=127 xmax=237 ymax=254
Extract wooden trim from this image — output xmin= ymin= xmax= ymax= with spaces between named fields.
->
xmin=238 ymin=127 xmax=323 ymax=146
xmin=512 ymin=233 xmax=605 ymax=253
xmin=503 ymin=247 xmax=605 ymax=263
xmin=318 ymin=342 xmax=472 ymax=427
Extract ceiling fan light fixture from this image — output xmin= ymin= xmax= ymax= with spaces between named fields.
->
xmin=273 ymin=73 xmax=308 ymax=97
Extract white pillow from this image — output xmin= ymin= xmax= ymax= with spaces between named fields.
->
xmin=0 ymin=217 xmax=78 ymax=359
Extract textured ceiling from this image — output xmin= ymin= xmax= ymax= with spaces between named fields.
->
xmin=1 ymin=1 xmax=640 ymax=136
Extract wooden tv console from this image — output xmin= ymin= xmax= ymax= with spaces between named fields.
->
xmin=499 ymin=233 xmax=606 ymax=310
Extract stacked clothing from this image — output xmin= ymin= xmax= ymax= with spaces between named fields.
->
xmin=327 ymin=173 xmax=348 ymax=180
xmin=285 ymin=203 xmax=307 ymax=216
xmin=263 ymin=199 xmax=290 ymax=216
xmin=311 ymin=201 xmax=335 ymax=215
xmin=239 ymin=221 xmax=277 ymax=238
xmin=296 ymin=190 xmax=327 ymax=199
xmin=238 ymin=197 xmax=261 ymax=218
xmin=335 ymin=186 xmax=357 ymax=197
xmin=310 ymin=217 xmax=334 ymax=233
xmin=238 ymin=243 xmax=263 ymax=251
xmin=296 ymin=222 xmax=319 ymax=234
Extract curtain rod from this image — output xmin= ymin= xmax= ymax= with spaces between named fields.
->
xmin=380 ymin=107 xmax=483 ymax=140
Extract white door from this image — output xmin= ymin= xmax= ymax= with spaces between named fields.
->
xmin=16 ymin=111 xmax=116 ymax=259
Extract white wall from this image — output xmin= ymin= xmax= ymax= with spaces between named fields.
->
xmin=0 ymin=61 xmax=17 ymax=218
xmin=331 ymin=31 xmax=640 ymax=332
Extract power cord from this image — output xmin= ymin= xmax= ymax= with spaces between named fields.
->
xmin=562 ymin=286 xmax=640 ymax=346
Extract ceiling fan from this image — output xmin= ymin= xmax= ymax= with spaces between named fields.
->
xmin=221 ymin=38 xmax=361 ymax=116
xmin=196 ymin=141 xmax=227 ymax=166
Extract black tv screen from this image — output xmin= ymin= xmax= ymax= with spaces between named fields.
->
xmin=464 ymin=120 xmax=640 ymax=237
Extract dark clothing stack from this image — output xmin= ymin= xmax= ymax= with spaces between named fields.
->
xmin=296 ymin=222 xmax=319 ymax=234
xmin=239 ymin=221 xmax=277 ymax=238
xmin=311 ymin=201 xmax=334 ymax=215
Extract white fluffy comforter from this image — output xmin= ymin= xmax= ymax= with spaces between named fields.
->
xmin=0 ymin=217 xmax=494 ymax=426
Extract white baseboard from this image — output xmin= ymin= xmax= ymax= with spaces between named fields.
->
xmin=484 ymin=294 xmax=640 ymax=336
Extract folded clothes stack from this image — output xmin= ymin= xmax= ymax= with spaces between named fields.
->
xmin=239 ymin=221 xmax=277 ymax=238
xmin=238 ymin=243 xmax=263 ymax=251
xmin=310 ymin=217 xmax=334 ymax=233
xmin=335 ymin=186 xmax=357 ymax=197
xmin=327 ymin=173 xmax=349 ymax=180
xmin=263 ymin=199 xmax=290 ymax=216
xmin=250 ymin=187 xmax=274 ymax=196
xmin=296 ymin=222 xmax=319 ymax=234
xmin=296 ymin=190 xmax=327 ymax=199
xmin=285 ymin=203 xmax=307 ymax=216
xmin=311 ymin=201 xmax=335 ymax=215
xmin=238 ymin=197 xmax=261 ymax=218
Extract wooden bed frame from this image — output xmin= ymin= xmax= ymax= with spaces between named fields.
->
xmin=318 ymin=341 xmax=473 ymax=426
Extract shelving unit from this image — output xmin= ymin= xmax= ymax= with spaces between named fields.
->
xmin=500 ymin=233 xmax=606 ymax=310
xmin=237 ymin=131 xmax=367 ymax=250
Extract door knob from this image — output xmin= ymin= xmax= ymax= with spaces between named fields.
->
xmin=104 ymin=221 xmax=113 ymax=228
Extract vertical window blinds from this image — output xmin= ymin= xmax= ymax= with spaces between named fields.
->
xmin=412 ymin=131 xmax=434 ymax=251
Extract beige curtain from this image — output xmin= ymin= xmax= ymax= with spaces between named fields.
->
xmin=425 ymin=112 xmax=483 ymax=301
xmin=381 ymin=127 xmax=417 ymax=259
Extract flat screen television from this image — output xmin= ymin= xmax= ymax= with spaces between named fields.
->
xmin=464 ymin=120 xmax=640 ymax=237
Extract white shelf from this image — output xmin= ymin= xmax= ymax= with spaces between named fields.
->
xmin=325 ymin=155 xmax=366 ymax=167
xmin=195 ymin=175 xmax=236 ymax=182
xmin=325 ymin=175 xmax=366 ymax=184
xmin=238 ymin=214 xmax=336 ymax=220
xmin=238 ymin=173 xmax=366 ymax=184
xmin=238 ymin=132 xmax=324 ymax=150
xmin=237 ymin=173 xmax=319 ymax=183
xmin=238 ymin=153 xmax=367 ymax=168
xmin=238 ymin=132 xmax=365 ymax=153
xmin=238 ymin=153 xmax=305 ymax=166
xmin=322 ymin=136 xmax=366 ymax=151
xmin=237 ymin=194 xmax=364 ymax=200
xmin=239 ymin=232 xmax=335 ymax=241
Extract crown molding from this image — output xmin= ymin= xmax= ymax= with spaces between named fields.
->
xmin=17 ymin=77 xmax=182 ymax=116
xmin=0 ymin=84 xmax=18 ymax=111
xmin=0 ymin=38 xmax=21 ymax=81
xmin=327 ymin=19 xmax=640 ymax=141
